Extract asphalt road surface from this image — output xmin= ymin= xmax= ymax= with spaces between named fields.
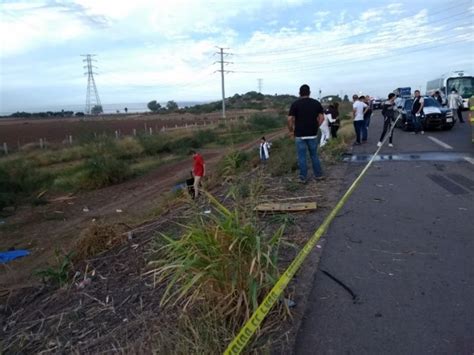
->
xmin=294 ymin=111 xmax=474 ymax=355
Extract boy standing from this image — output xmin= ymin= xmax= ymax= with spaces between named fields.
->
xmin=190 ymin=150 xmax=205 ymax=199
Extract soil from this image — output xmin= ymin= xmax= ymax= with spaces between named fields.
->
xmin=0 ymin=130 xmax=286 ymax=290
xmin=0 ymin=109 xmax=267 ymax=147
xmin=0 ymin=130 xmax=355 ymax=353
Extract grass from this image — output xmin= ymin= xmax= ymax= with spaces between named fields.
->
xmin=73 ymin=223 xmax=128 ymax=262
xmin=146 ymin=192 xmax=289 ymax=352
xmin=35 ymin=250 xmax=74 ymax=288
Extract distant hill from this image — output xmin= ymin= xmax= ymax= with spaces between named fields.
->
xmin=183 ymin=91 xmax=297 ymax=114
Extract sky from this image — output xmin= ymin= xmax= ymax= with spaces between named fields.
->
xmin=0 ymin=0 xmax=473 ymax=113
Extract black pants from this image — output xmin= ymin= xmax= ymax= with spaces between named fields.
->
xmin=379 ymin=117 xmax=394 ymax=144
xmin=457 ymin=107 xmax=464 ymax=122
xmin=330 ymin=124 xmax=339 ymax=138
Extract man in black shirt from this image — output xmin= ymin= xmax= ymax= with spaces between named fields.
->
xmin=288 ymin=84 xmax=324 ymax=183
xmin=411 ymin=90 xmax=425 ymax=134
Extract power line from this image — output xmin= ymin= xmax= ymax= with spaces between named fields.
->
xmin=81 ymin=54 xmax=102 ymax=114
xmin=235 ymin=2 xmax=471 ymax=57
xmin=232 ymin=37 xmax=471 ymax=75
xmin=233 ymin=13 xmax=472 ymax=66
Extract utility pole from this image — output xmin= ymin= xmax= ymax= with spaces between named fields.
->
xmin=81 ymin=54 xmax=102 ymax=115
xmin=258 ymin=78 xmax=263 ymax=93
xmin=215 ymin=47 xmax=232 ymax=120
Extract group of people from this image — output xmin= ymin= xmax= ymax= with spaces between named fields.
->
xmin=190 ymin=84 xmax=467 ymax=193
xmin=351 ymin=94 xmax=373 ymax=145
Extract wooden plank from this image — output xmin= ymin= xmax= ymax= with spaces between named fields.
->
xmin=255 ymin=202 xmax=317 ymax=212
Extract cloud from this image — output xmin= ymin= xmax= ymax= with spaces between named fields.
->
xmin=360 ymin=9 xmax=383 ymax=21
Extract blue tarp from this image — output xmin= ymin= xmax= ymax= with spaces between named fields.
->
xmin=0 ymin=250 xmax=30 ymax=264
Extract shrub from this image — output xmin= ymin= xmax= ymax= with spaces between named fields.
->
xmin=80 ymin=154 xmax=131 ymax=189
xmin=0 ymin=159 xmax=51 ymax=209
xmin=138 ymin=134 xmax=172 ymax=155
xmin=116 ymin=137 xmax=144 ymax=159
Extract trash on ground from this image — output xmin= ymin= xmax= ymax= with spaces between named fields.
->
xmin=0 ymin=250 xmax=30 ymax=264
xmin=283 ymin=298 xmax=297 ymax=308
xmin=83 ymin=207 xmax=90 ymax=212
xmin=255 ymin=202 xmax=317 ymax=212
xmin=49 ymin=195 xmax=76 ymax=203
xmin=116 ymin=209 xmax=123 ymax=213
xmin=0 ymin=220 xmax=5 ymax=225
xmin=76 ymin=278 xmax=91 ymax=289
xmin=458 ymin=207 xmax=467 ymax=210
xmin=316 ymin=244 xmax=322 ymax=249
xmin=203 ymin=210 xmax=211 ymax=214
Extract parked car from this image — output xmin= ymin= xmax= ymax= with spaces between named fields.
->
xmin=372 ymin=97 xmax=382 ymax=109
xmin=395 ymin=96 xmax=455 ymax=131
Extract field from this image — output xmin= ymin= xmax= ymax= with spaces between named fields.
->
xmin=0 ymin=109 xmax=265 ymax=148
xmin=0 ymin=106 xmax=355 ymax=353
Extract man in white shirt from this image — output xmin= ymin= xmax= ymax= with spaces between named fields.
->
xmin=352 ymin=94 xmax=368 ymax=145
xmin=447 ymin=88 xmax=465 ymax=123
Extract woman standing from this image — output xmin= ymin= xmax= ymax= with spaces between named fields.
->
xmin=327 ymin=102 xmax=340 ymax=138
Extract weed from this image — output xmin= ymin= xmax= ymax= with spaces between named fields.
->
xmin=218 ymin=150 xmax=250 ymax=179
xmin=268 ymin=213 xmax=296 ymax=227
xmin=35 ymin=250 xmax=73 ymax=288
xmin=147 ymin=193 xmax=285 ymax=325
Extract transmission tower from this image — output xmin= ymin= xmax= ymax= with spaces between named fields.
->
xmin=81 ymin=54 xmax=102 ymax=114
xmin=258 ymin=78 xmax=263 ymax=93
xmin=214 ymin=47 xmax=233 ymax=120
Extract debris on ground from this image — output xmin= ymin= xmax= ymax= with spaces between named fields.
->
xmin=255 ymin=202 xmax=317 ymax=212
xmin=0 ymin=249 xmax=30 ymax=264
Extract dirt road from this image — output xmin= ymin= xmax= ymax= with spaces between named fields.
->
xmin=0 ymin=129 xmax=286 ymax=290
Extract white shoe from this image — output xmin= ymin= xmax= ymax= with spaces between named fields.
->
xmin=377 ymin=142 xmax=382 ymax=147
xmin=388 ymin=143 xmax=393 ymax=147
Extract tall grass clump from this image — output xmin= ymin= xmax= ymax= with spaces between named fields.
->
xmin=248 ymin=113 xmax=285 ymax=131
xmin=138 ymin=134 xmax=172 ymax=155
xmin=79 ymin=139 xmax=132 ymax=189
xmin=218 ymin=150 xmax=250 ymax=179
xmin=147 ymin=194 xmax=285 ymax=327
xmin=265 ymin=138 xmax=298 ymax=177
xmin=0 ymin=159 xmax=51 ymax=210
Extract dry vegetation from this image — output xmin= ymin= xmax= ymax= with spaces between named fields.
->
xmin=1 ymin=109 xmax=356 ymax=353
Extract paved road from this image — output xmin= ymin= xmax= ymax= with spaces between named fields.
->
xmin=294 ymin=111 xmax=474 ymax=354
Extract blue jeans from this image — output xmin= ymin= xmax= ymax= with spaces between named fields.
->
xmin=353 ymin=120 xmax=366 ymax=143
xmin=295 ymin=137 xmax=323 ymax=180
xmin=412 ymin=114 xmax=423 ymax=132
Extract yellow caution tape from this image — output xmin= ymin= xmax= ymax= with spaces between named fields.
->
xmin=224 ymin=116 xmax=402 ymax=355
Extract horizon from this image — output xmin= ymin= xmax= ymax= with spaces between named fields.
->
xmin=1 ymin=0 xmax=473 ymax=113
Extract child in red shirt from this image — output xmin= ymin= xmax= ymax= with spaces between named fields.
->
xmin=190 ymin=150 xmax=205 ymax=198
